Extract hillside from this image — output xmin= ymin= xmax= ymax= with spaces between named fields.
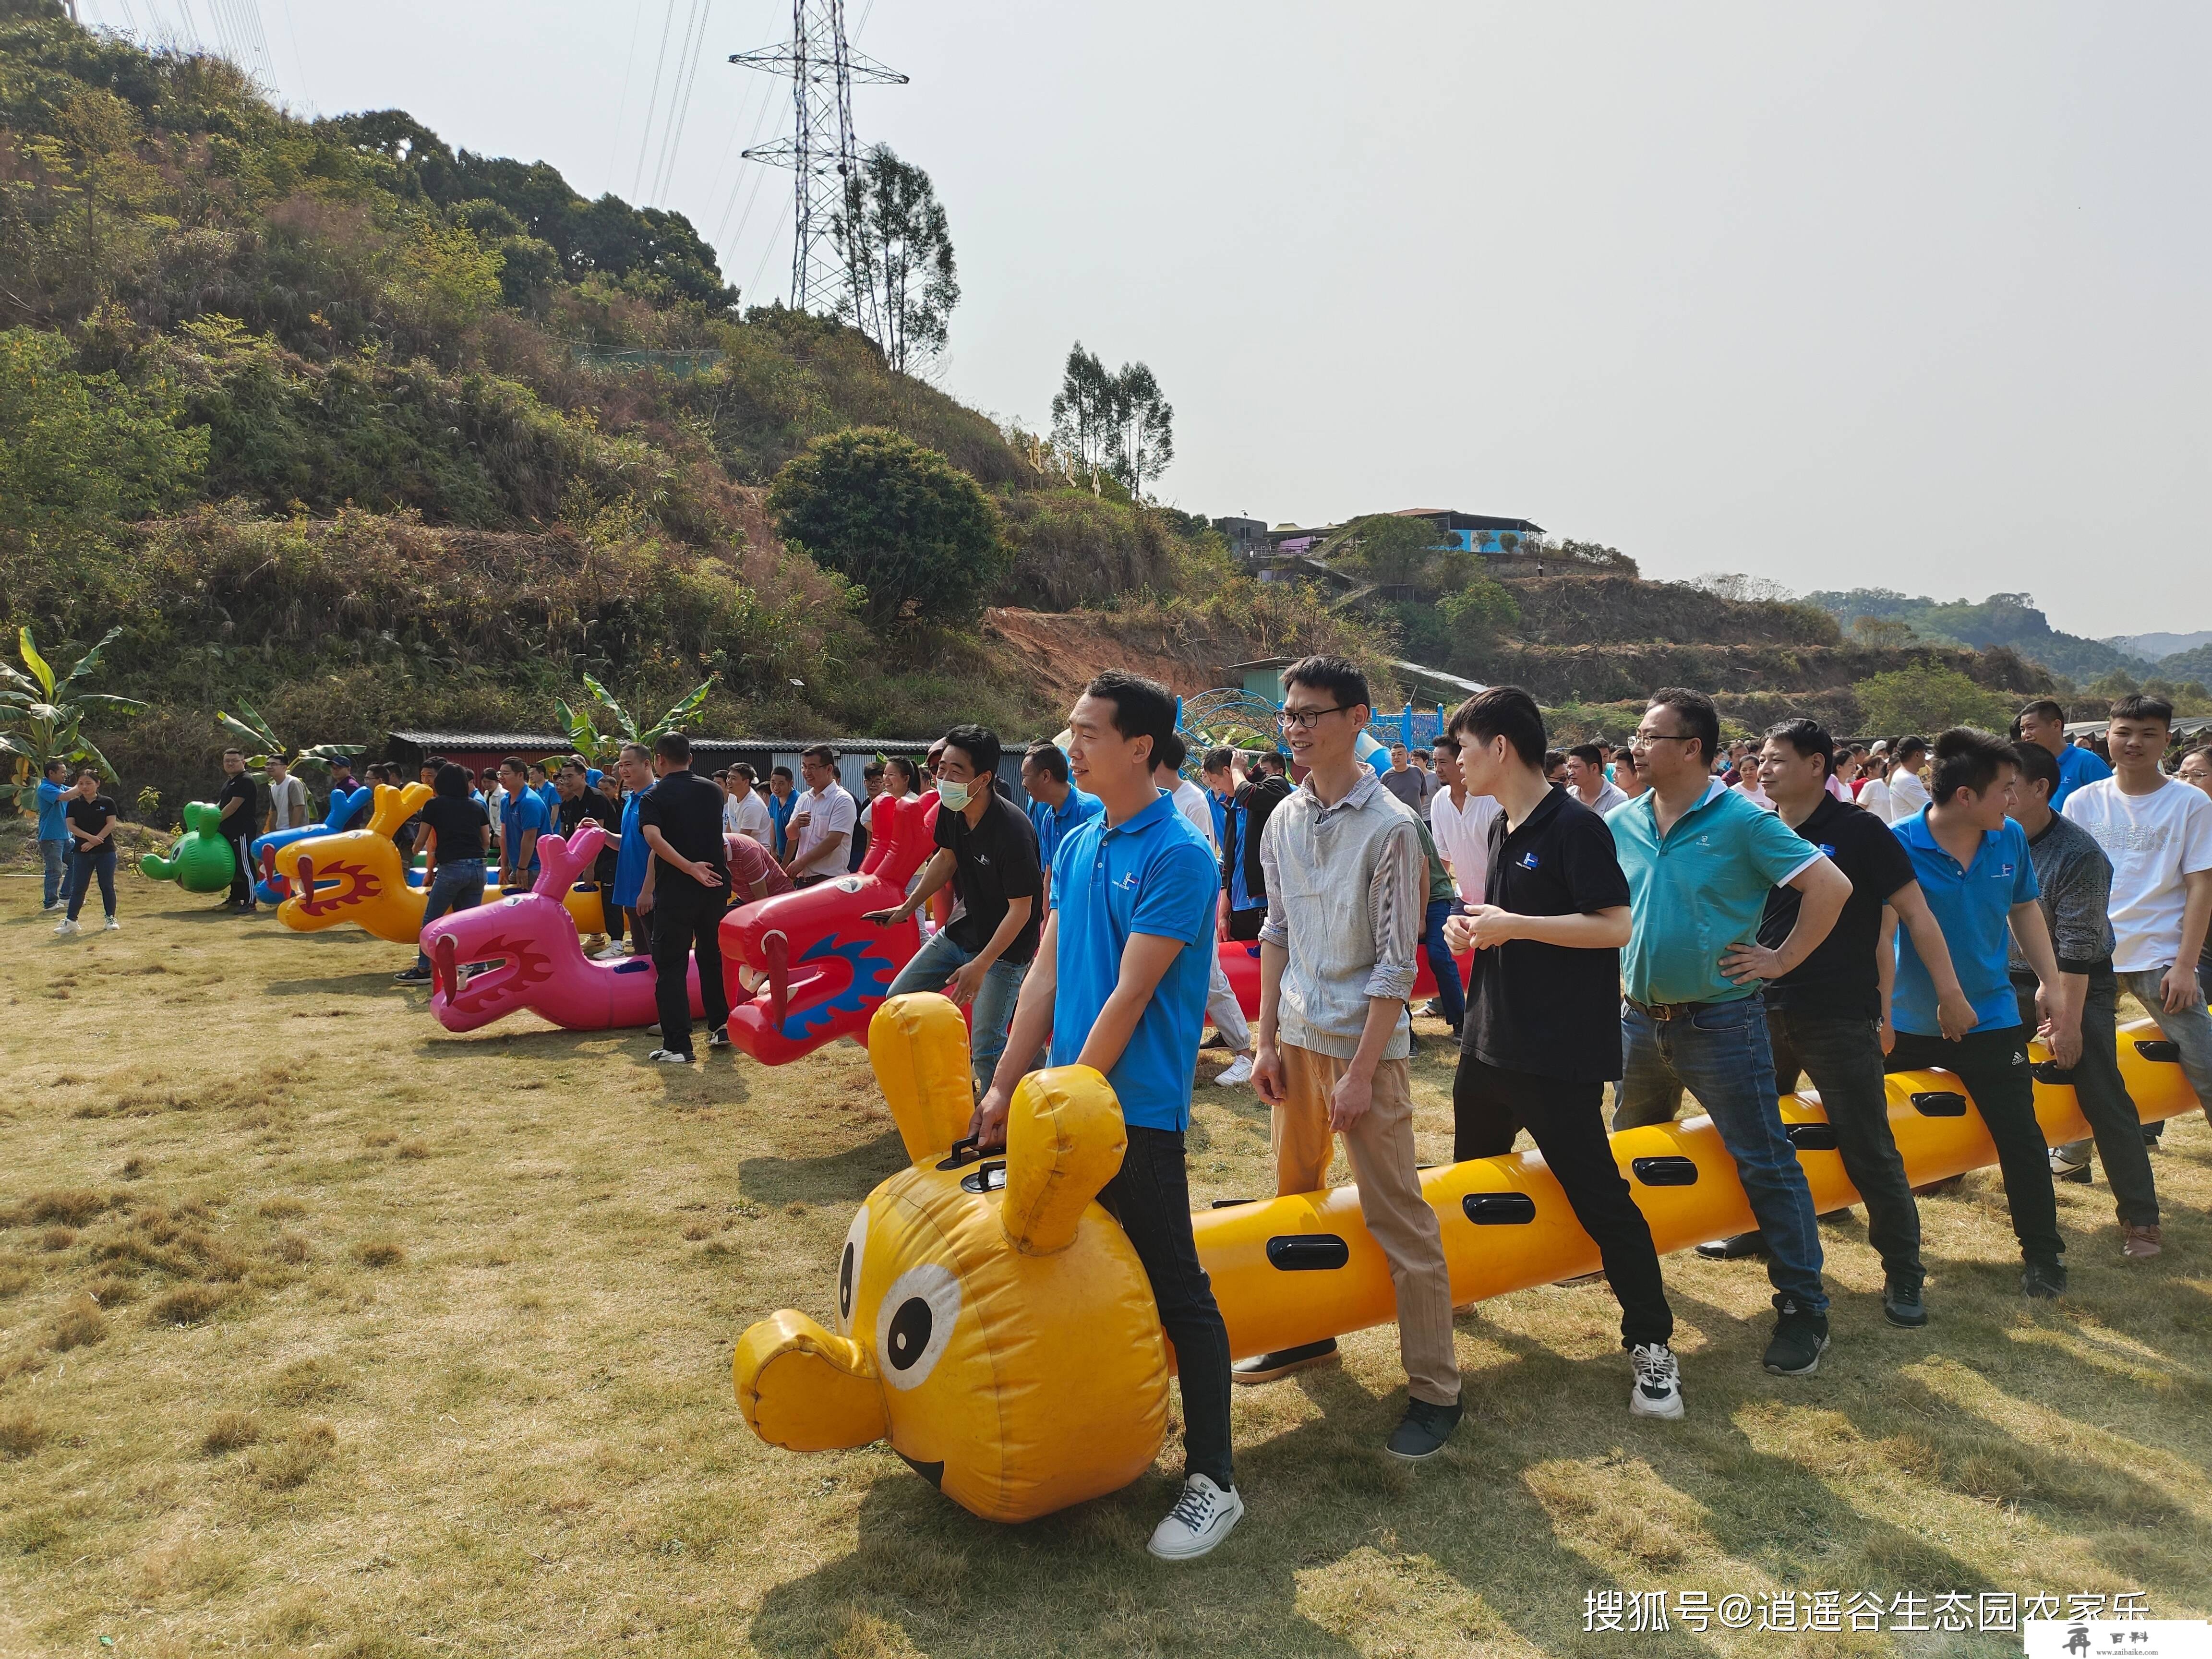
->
xmin=1803 ymin=588 xmax=2146 ymax=685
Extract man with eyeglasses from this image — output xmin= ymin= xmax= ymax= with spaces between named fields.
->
xmin=1610 ymin=688 xmax=1852 ymax=1379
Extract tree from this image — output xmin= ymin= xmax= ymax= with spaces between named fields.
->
xmin=1440 ymin=575 xmax=1520 ymax=638
xmin=768 ymin=428 xmax=1009 ymax=625
xmin=832 ymin=145 xmax=959 ymax=375
xmin=0 ymin=626 xmax=144 ymax=802
xmin=1851 ymin=615 xmax=1915 ymax=649
xmin=1107 ymin=361 xmax=1173 ymax=500
xmin=1330 ymin=514 xmax=1453 ymax=589
xmin=1694 ymin=571 xmax=1796 ymax=604
xmin=554 ymin=674 xmax=717 ymax=763
xmin=1851 ymin=663 xmax=2013 ymax=734
xmin=1049 ymin=343 xmax=1116 ymax=480
xmin=0 ymin=328 xmax=206 ymax=543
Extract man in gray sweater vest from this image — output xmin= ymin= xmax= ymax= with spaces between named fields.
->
xmin=1246 ymin=656 xmax=1463 ymax=1461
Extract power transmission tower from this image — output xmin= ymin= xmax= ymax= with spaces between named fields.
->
xmin=731 ymin=2 xmax=905 ymax=314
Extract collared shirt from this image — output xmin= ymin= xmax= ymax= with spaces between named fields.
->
xmin=1257 ymin=770 xmax=1425 ymax=1060
xmin=938 ymin=792 xmax=1044 ymax=963
xmin=1611 ymin=778 xmax=1821 ymax=1006
xmin=1758 ymin=794 xmax=1915 ymax=1021
xmin=767 ymin=789 xmax=797 ymax=857
xmin=1890 ymin=811 xmax=2039 ymax=1034
xmin=36 ymin=777 xmax=69 ymax=841
xmin=726 ymin=832 xmax=795 ymax=900
xmin=612 ymin=793 xmax=649 ymax=905
xmin=500 ymin=787 xmax=550 ymax=876
xmin=2050 ymin=742 xmax=2113 ymax=812
xmin=1575 ymin=781 xmax=1629 ymax=817
xmin=788 ymin=781 xmax=857 ymax=875
xmin=1027 ymin=785 xmax=1104 ymax=873
xmin=1462 ymin=786 xmax=1632 ymax=1082
xmin=1430 ymin=786 xmax=1503 ymax=903
xmin=637 ymin=769 xmax=731 ymax=889
xmin=1048 ymin=793 xmax=1218 ymax=1132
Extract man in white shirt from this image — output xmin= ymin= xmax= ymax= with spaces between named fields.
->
xmin=263 ymin=755 xmax=309 ymax=834
xmin=1154 ymin=734 xmax=1254 ymax=1085
xmin=783 ymin=744 xmax=857 ymax=886
xmin=721 ymin=762 xmax=775 ymax=849
xmin=1885 ymin=735 xmax=1932 ymax=822
xmin=2062 ymin=695 xmax=2212 ymax=1121
xmin=1565 ymin=744 xmax=1629 ymax=816
xmin=1429 ymin=735 xmax=1503 ymax=903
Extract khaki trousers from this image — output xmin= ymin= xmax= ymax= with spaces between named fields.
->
xmin=1274 ymin=1045 xmax=1460 ymax=1407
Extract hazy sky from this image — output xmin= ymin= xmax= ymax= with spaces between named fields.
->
xmin=86 ymin=1 xmax=2209 ymax=638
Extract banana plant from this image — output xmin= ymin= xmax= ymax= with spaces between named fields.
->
xmin=0 ymin=625 xmax=144 ymax=804
xmin=554 ymin=673 xmax=717 ymax=764
xmin=214 ymin=704 xmax=363 ymax=781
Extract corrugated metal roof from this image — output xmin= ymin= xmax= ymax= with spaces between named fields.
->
xmin=387 ymin=731 xmax=947 ymax=752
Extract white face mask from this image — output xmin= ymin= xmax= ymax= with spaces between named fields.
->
xmin=937 ymin=779 xmax=972 ymax=811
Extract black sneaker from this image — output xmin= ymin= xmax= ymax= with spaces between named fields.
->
xmin=392 ymin=966 xmax=433 ymax=984
xmin=1231 ymin=1338 xmax=1337 ymax=1384
xmin=2021 ymin=1258 xmax=2067 ymax=1300
xmin=1882 ymin=1278 xmax=1928 ymax=1329
xmin=1385 ymin=1396 xmax=1463 ymax=1461
xmin=1695 ymin=1231 xmax=1768 ymax=1261
xmin=1763 ymin=1300 xmax=1830 ymax=1376
xmin=707 ymin=1027 xmax=730 ymax=1048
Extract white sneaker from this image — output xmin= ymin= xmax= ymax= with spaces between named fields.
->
xmin=647 ymin=1048 xmax=693 ymax=1065
xmin=1628 ymin=1342 xmax=1684 ymax=1420
xmin=54 ymin=918 xmax=80 ymax=936
xmin=593 ymin=944 xmax=629 ymax=962
xmin=42 ymin=901 xmax=63 ymax=913
xmin=104 ymin=916 xmax=120 ymax=931
xmin=1214 ymin=1053 xmax=1254 ymax=1088
xmin=1147 ymin=1473 xmax=1243 ymax=1561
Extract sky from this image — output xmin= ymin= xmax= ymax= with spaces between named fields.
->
xmin=84 ymin=0 xmax=2211 ymax=640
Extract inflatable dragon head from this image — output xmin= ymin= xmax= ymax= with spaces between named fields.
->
xmin=139 ymin=801 xmax=238 ymax=892
xmin=273 ymin=783 xmax=434 ymax=939
xmin=250 ymin=784 xmax=371 ymax=904
xmin=733 ymin=994 xmax=1171 ymax=1522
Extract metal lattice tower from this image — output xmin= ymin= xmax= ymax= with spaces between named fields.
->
xmin=731 ymin=2 xmax=906 ymax=314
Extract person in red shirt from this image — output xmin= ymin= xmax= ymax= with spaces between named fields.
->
xmin=726 ymin=831 xmax=795 ymax=902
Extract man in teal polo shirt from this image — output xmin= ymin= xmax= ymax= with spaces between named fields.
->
xmin=1610 ymin=688 xmax=1852 ymax=1379
xmin=974 ymin=671 xmax=1240 ymax=1563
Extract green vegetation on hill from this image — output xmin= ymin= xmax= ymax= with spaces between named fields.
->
xmin=1803 ymin=588 xmax=2148 ymax=686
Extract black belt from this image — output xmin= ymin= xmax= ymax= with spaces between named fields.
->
xmin=1625 ymin=994 xmax=1738 ymax=1022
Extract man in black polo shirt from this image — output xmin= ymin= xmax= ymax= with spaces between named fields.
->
xmin=1441 ymin=687 xmax=1682 ymax=1421
xmin=1705 ymin=719 xmax=1975 ymax=1328
xmin=215 ymin=748 xmax=259 ymax=913
xmin=869 ymin=724 xmax=1043 ymax=1095
xmin=637 ymin=733 xmax=732 ymax=1065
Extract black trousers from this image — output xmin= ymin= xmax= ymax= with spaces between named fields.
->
xmin=648 ymin=885 xmax=729 ymax=1056
xmin=225 ymin=830 xmax=254 ymax=906
xmin=1097 ymin=1126 xmax=1234 ymax=1490
xmin=1453 ymin=1055 xmax=1675 ymax=1349
xmin=1767 ymin=1004 xmax=1924 ymax=1287
xmin=2012 ymin=972 xmax=2158 ymax=1226
xmin=1885 ymin=1025 xmax=2062 ymax=1264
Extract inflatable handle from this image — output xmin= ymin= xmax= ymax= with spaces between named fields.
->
xmin=532 ymin=825 xmax=603 ymax=899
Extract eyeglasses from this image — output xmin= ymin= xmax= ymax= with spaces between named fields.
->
xmin=1277 ymin=706 xmax=1351 ymax=732
xmin=1629 ymin=731 xmax=1697 ymax=749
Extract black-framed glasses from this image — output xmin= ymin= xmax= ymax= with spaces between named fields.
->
xmin=1629 ymin=731 xmax=1697 ymax=749
xmin=1277 ymin=706 xmax=1351 ymax=732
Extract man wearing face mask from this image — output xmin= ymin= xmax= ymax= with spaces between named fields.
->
xmin=868 ymin=725 xmax=1044 ymax=1096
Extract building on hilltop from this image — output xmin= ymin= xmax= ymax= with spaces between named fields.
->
xmin=1214 ymin=508 xmax=1545 ymax=591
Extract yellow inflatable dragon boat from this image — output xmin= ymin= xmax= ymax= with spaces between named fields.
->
xmin=734 ymin=994 xmax=2200 ymax=1524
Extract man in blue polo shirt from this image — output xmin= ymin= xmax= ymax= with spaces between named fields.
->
xmin=1020 ymin=739 xmax=1102 ymax=908
xmin=1611 ymin=688 xmax=1852 ymax=1379
xmin=602 ymin=743 xmax=653 ymax=959
xmin=2014 ymin=698 xmax=2108 ymax=811
xmin=1889 ymin=728 xmax=2070 ymax=1297
xmin=36 ymin=758 xmax=75 ymax=912
xmin=974 ymin=671 xmax=1239 ymax=1564
xmin=496 ymin=757 xmax=550 ymax=888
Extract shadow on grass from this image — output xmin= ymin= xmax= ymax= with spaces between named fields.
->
xmin=741 ymin=1130 xmax=910 ymax=1209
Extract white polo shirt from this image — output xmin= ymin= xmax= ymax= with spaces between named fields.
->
xmin=1429 ymin=786 xmax=1504 ymax=903
xmin=787 ymin=781 xmax=857 ymax=875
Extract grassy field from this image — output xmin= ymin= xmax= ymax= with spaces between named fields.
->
xmin=3 ymin=840 xmax=2211 ymax=1658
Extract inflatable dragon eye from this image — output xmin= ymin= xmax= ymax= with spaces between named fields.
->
xmin=878 ymin=1264 xmax=960 ymax=1388
xmin=835 ymin=1204 xmax=869 ymax=1335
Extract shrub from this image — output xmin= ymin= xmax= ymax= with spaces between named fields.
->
xmin=1852 ymin=662 xmax=2016 ymax=734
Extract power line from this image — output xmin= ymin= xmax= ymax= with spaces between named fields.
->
xmin=629 ymin=0 xmax=681 ymax=203
xmin=648 ymin=0 xmax=714 ymax=207
xmin=606 ymin=0 xmax=650 ymax=196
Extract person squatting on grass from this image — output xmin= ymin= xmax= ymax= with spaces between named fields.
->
xmin=871 ymin=725 xmax=1045 ymax=1098
xmin=1243 ymin=655 xmax=1465 ymax=1464
xmin=1610 ymin=687 xmax=1852 ymax=1380
xmin=1884 ymin=728 xmax=2071 ymax=1299
xmin=970 ymin=670 xmax=1244 ymax=1562
xmin=1442 ymin=687 xmax=1684 ymax=1420
xmin=2006 ymin=739 xmax=2163 ymax=1257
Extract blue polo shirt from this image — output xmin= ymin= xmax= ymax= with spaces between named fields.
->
xmin=501 ymin=787 xmax=550 ymax=877
xmin=1048 ymin=793 xmax=1218 ymax=1131
xmin=1028 ymin=785 xmax=1104 ymax=872
xmin=768 ymin=791 xmax=797 ymax=858
xmin=1890 ymin=810 xmax=2039 ymax=1035
xmin=1611 ymin=781 xmax=1821 ymax=1006
xmin=2049 ymin=743 xmax=2111 ymax=812
xmin=612 ymin=793 xmax=648 ymax=905
xmin=534 ymin=781 xmax=560 ymax=823
xmin=36 ymin=778 xmax=69 ymax=841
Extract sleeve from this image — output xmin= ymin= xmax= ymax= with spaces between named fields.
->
xmin=1002 ymin=811 xmax=1042 ymax=899
xmin=828 ymin=790 xmax=857 ymax=835
xmin=933 ymin=803 xmax=959 ymax=852
xmin=1362 ymin=819 xmax=1424 ymax=1002
xmin=1256 ymin=808 xmax=1289 ymax=949
xmin=2008 ymin=825 xmax=2040 ymax=904
xmin=1047 ymin=828 xmax=1074 ymax=914
xmin=1130 ymin=839 xmax=1214 ymax=947
xmin=2048 ymin=839 xmax=2114 ymax=971
xmin=2181 ymin=791 xmax=2212 ymax=877
xmin=636 ymin=787 xmax=663 ymax=831
xmin=526 ymin=793 xmax=550 ymax=833
xmin=1561 ymin=814 xmax=1633 ymax=914
xmin=1743 ymin=807 xmax=1820 ymax=887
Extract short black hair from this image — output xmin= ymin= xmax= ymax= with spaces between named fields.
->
xmin=1930 ymin=727 xmax=2015 ymax=804
xmin=941 ymin=724 xmax=1000 ymax=778
xmin=1647 ymin=687 xmax=1720 ymax=767
xmin=1543 ymin=750 xmax=1567 ymax=774
xmin=1764 ymin=717 xmax=1835 ymax=779
xmin=424 ymin=753 xmax=447 ymax=770
xmin=2011 ymin=739 xmax=2060 ymax=799
xmin=1566 ymin=743 xmax=1605 ymax=768
xmin=2016 ymin=698 xmax=2066 ymax=731
xmin=862 ymin=758 xmax=886 ymax=780
xmin=800 ymin=742 xmax=838 ymax=768
xmin=1446 ymin=685 xmax=1547 ymax=768
xmin=1154 ymin=729 xmax=1188 ymax=774
xmin=655 ymin=732 xmax=692 ymax=765
xmin=1431 ymin=734 xmax=1460 ymax=757
xmin=771 ymin=764 xmax=793 ymax=781
xmin=1022 ymin=741 xmax=1070 ymax=783
xmin=433 ymin=763 xmax=470 ymax=799
xmin=43 ymin=757 xmax=66 ymax=777
xmin=733 ymin=762 xmax=757 ymax=783
xmin=1612 ymin=745 xmax=1635 ymax=765
xmin=75 ymin=766 xmax=99 ymax=782
xmin=1082 ymin=669 xmax=1178 ymax=770
xmin=561 ymin=757 xmax=590 ymax=777
xmin=223 ymin=746 xmax=243 ymax=758
xmin=499 ymin=755 xmax=527 ymax=776
xmin=1280 ymin=654 xmax=1370 ymax=713
xmin=2110 ymin=693 xmax=2173 ymax=729
xmin=619 ymin=741 xmax=650 ymax=764
xmin=1203 ymin=746 xmax=1236 ymax=776
xmin=1257 ymin=751 xmax=1288 ymax=773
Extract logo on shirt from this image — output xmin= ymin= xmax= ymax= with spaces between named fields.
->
xmin=1998 ymin=863 xmax=2015 ymax=878
xmin=1115 ymin=871 xmax=1141 ymax=891
xmin=1817 ymin=843 xmax=1837 ymax=858
xmin=1518 ymin=851 xmax=1540 ymax=870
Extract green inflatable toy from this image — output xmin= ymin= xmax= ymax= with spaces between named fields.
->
xmin=140 ymin=802 xmax=240 ymax=893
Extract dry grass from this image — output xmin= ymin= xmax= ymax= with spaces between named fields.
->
xmin=2 ymin=859 xmax=2210 ymax=1657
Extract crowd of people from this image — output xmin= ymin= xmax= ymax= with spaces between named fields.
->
xmin=31 ymin=669 xmax=2212 ymax=1563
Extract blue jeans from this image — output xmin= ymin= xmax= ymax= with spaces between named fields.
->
xmin=414 ymin=860 xmax=485 ymax=971
xmin=67 ymin=846 xmax=116 ymax=923
xmin=1422 ymin=895 xmax=1465 ymax=1030
xmin=2118 ymin=968 xmax=2212 ymax=1123
xmin=887 ymin=928 xmax=1030 ymax=1095
xmin=41 ymin=838 xmax=73 ymax=908
xmin=1614 ymin=993 xmax=1827 ymax=1317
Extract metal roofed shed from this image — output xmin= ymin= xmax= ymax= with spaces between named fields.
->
xmin=384 ymin=732 xmax=950 ymax=801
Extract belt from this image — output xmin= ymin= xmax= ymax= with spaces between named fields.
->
xmin=1625 ymin=994 xmax=1737 ymax=1022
